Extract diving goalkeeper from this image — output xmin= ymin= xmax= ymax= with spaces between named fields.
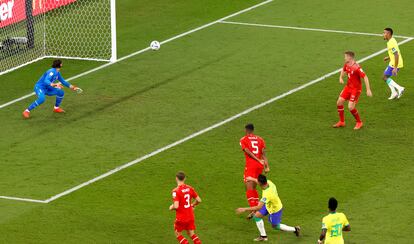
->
xmin=22 ymin=60 xmax=82 ymax=119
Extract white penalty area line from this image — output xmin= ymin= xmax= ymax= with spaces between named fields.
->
xmin=0 ymin=195 xmax=47 ymax=204
xmin=219 ymin=21 xmax=414 ymax=39
xmin=0 ymin=0 xmax=274 ymax=110
xmin=2 ymin=37 xmax=412 ymax=204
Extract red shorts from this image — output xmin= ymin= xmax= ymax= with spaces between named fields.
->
xmin=174 ymin=219 xmax=196 ymax=232
xmin=243 ymin=163 xmax=264 ymax=182
xmin=340 ymin=87 xmax=361 ymax=103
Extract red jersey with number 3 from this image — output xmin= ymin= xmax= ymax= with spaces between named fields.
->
xmin=240 ymin=134 xmax=266 ymax=167
xmin=172 ymin=184 xmax=198 ymax=222
xmin=343 ymin=63 xmax=366 ymax=90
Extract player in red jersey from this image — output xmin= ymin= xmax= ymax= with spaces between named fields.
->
xmin=333 ymin=51 xmax=372 ymax=130
xmin=170 ymin=171 xmax=202 ymax=244
xmin=240 ymin=124 xmax=269 ymax=218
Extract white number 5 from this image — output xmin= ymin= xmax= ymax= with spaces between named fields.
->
xmin=251 ymin=141 xmax=259 ymax=154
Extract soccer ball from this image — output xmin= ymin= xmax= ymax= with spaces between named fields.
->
xmin=150 ymin=41 xmax=160 ymax=51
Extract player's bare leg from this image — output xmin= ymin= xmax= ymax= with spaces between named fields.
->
xmin=186 ymin=230 xmax=201 ymax=244
xmin=348 ymin=101 xmax=363 ymax=130
xmin=333 ymin=97 xmax=346 ymax=128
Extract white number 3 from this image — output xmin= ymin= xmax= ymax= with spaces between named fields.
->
xmin=184 ymin=194 xmax=191 ymax=208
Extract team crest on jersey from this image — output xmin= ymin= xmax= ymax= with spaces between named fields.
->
xmin=49 ymin=72 xmax=54 ymax=76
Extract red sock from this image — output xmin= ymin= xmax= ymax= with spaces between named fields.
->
xmin=246 ymin=189 xmax=259 ymax=207
xmin=177 ymin=235 xmax=189 ymax=244
xmin=350 ymin=108 xmax=361 ymax=122
xmin=191 ymin=234 xmax=202 ymax=244
xmin=337 ymin=105 xmax=345 ymax=122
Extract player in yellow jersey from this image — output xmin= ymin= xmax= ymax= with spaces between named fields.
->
xmin=318 ymin=198 xmax=351 ymax=244
xmin=236 ymin=175 xmax=300 ymax=242
xmin=383 ymin=27 xmax=405 ymax=100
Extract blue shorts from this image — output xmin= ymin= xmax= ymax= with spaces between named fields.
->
xmin=258 ymin=205 xmax=283 ymax=227
xmin=384 ymin=66 xmax=399 ymax=77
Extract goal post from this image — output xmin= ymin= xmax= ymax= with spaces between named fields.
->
xmin=0 ymin=0 xmax=117 ymax=76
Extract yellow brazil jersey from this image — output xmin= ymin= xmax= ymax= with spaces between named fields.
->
xmin=260 ymin=180 xmax=283 ymax=214
xmin=387 ymin=37 xmax=404 ymax=68
xmin=322 ymin=212 xmax=349 ymax=244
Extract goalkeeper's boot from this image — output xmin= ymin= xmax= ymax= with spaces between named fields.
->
xmin=22 ymin=110 xmax=30 ymax=119
xmin=332 ymin=121 xmax=345 ymax=128
xmin=53 ymin=107 xmax=65 ymax=113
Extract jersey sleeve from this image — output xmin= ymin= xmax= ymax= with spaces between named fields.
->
xmin=191 ymin=188 xmax=199 ymax=199
xmin=390 ymin=40 xmax=399 ymax=54
xmin=43 ymin=71 xmax=55 ymax=86
xmin=343 ymin=64 xmax=347 ymax=71
xmin=240 ymin=137 xmax=249 ymax=150
xmin=321 ymin=217 xmax=328 ymax=230
xmin=172 ymin=190 xmax=179 ymax=202
xmin=58 ymin=73 xmax=71 ymax=88
xmin=342 ymin=214 xmax=350 ymax=226
xmin=357 ymin=67 xmax=366 ymax=78
xmin=261 ymin=138 xmax=266 ymax=149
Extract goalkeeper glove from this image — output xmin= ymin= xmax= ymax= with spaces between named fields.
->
xmin=71 ymin=85 xmax=83 ymax=94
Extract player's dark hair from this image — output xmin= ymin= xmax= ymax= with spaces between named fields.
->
xmin=328 ymin=197 xmax=338 ymax=211
xmin=384 ymin=27 xmax=393 ymax=35
xmin=258 ymin=174 xmax=267 ymax=185
xmin=52 ymin=59 xmax=62 ymax=68
xmin=176 ymin=171 xmax=186 ymax=181
xmin=245 ymin=123 xmax=254 ymax=132
xmin=344 ymin=51 xmax=355 ymax=58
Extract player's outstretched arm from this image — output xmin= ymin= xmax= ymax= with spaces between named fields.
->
xmin=236 ymin=201 xmax=264 ymax=214
xmin=57 ymin=73 xmax=83 ymax=93
xmin=343 ymin=225 xmax=351 ymax=232
xmin=364 ymin=76 xmax=373 ymax=97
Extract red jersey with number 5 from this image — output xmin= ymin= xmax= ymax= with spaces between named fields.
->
xmin=343 ymin=63 xmax=366 ymax=90
xmin=240 ymin=134 xmax=266 ymax=166
xmin=172 ymin=184 xmax=199 ymax=221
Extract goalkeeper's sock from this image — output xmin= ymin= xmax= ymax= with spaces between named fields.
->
xmin=55 ymin=95 xmax=64 ymax=107
xmin=28 ymin=100 xmax=41 ymax=111
xmin=254 ymin=217 xmax=267 ymax=237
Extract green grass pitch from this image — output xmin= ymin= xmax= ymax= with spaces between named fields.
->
xmin=0 ymin=0 xmax=413 ymax=243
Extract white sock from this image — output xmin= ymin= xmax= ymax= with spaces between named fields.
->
xmin=25 ymin=109 xmax=30 ymax=113
xmin=279 ymin=223 xmax=296 ymax=232
xmin=255 ymin=219 xmax=267 ymax=236
xmin=387 ymin=78 xmax=403 ymax=91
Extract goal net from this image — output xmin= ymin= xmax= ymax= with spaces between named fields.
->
xmin=0 ymin=0 xmax=116 ymax=75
